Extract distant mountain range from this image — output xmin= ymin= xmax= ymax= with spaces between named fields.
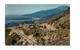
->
xmin=6 ymin=6 xmax=69 ymax=21
xmin=5 ymin=6 xmax=70 ymax=28
xmin=23 ymin=6 xmax=69 ymax=19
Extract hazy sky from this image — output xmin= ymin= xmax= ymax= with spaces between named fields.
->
xmin=5 ymin=4 xmax=70 ymax=15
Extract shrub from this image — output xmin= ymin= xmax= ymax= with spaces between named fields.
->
xmin=66 ymin=25 xmax=70 ymax=29
xmin=44 ymin=26 xmax=46 ymax=28
xmin=39 ymin=38 xmax=45 ymax=45
xmin=56 ymin=26 xmax=59 ymax=29
xmin=33 ymin=32 xmax=40 ymax=37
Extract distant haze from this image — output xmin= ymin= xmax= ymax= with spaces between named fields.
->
xmin=5 ymin=4 xmax=70 ymax=15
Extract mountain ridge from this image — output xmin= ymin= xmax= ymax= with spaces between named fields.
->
xmin=23 ymin=6 xmax=69 ymax=18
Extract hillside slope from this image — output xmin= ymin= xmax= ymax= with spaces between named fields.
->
xmin=40 ymin=8 xmax=70 ymax=45
xmin=44 ymin=8 xmax=70 ymax=29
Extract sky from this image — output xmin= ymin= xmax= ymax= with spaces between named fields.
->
xmin=5 ymin=4 xmax=70 ymax=15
